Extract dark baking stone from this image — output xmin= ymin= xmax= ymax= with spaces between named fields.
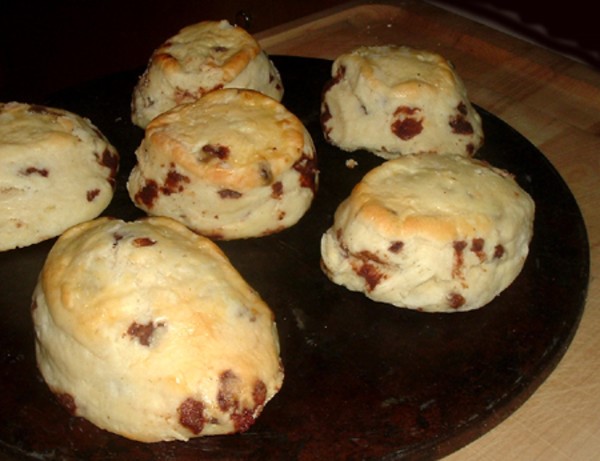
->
xmin=0 ymin=56 xmax=589 ymax=460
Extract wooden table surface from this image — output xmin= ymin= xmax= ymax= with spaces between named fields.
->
xmin=256 ymin=1 xmax=600 ymax=459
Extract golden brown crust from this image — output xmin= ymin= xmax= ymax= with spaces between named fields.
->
xmin=321 ymin=154 xmax=535 ymax=312
xmin=33 ymin=216 xmax=284 ymax=441
xmin=144 ymin=89 xmax=306 ymax=189
xmin=131 ymin=20 xmax=283 ymax=128
xmin=127 ymin=89 xmax=317 ymax=240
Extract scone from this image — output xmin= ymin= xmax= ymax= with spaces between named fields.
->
xmin=127 ymin=88 xmax=318 ymax=240
xmin=131 ymin=19 xmax=284 ymax=128
xmin=0 ymin=102 xmax=119 ymax=251
xmin=321 ymin=45 xmax=484 ymax=159
xmin=320 ymin=153 xmax=535 ymax=313
xmin=32 ymin=216 xmax=284 ymax=442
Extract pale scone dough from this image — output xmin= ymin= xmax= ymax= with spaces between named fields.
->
xmin=128 ymin=88 xmax=318 ymax=240
xmin=0 ymin=102 xmax=119 ymax=251
xmin=132 ymin=19 xmax=284 ymax=128
xmin=32 ymin=216 xmax=284 ymax=442
xmin=320 ymin=153 xmax=535 ymax=312
xmin=321 ymin=45 xmax=484 ymax=159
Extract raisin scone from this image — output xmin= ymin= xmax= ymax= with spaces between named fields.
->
xmin=128 ymin=88 xmax=318 ymax=240
xmin=131 ymin=19 xmax=284 ymax=128
xmin=0 ymin=102 xmax=118 ymax=251
xmin=321 ymin=45 xmax=484 ymax=159
xmin=320 ymin=154 xmax=535 ymax=313
xmin=32 ymin=216 xmax=284 ymax=442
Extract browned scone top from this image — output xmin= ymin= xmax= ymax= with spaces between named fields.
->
xmin=321 ymin=153 xmax=535 ymax=313
xmin=131 ymin=20 xmax=284 ymax=128
xmin=32 ymin=216 xmax=284 ymax=442
xmin=128 ymin=88 xmax=317 ymax=240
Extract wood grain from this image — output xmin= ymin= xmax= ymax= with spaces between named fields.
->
xmin=257 ymin=1 xmax=600 ymax=459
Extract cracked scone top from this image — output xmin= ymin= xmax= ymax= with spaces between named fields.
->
xmin=128 ymin=88 xmax=318 ymax=240
xmin=320 ymin=154 xmax=535 ymax=313
xmin=321 ymin=45 xmax=484 ymax=159
xmin=131 ymin=19 xmax=284 ymax=128
xmin=32 ymin=216 xmax=284 ymax=442
xmin=0 ymin=102 xmax=118 ymax=251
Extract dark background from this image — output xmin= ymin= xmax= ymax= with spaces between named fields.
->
xmin=0 ymin=0 xmax=597 ymax=103
xmin=434 ymin=0 xmax=598 ymax=69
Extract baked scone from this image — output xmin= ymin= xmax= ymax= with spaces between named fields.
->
xmin=0 ymin=102 xmax=118 ymax=251
xmin=32 ymin=216 xmax=284 ymax=442
xmin=131 ymin=19 xmax=284 ymax=128
xmin=320 ymin=154 xmax=535 ymax=313
xmin=127 ymin=88 xmax=318 ymax=240
xmin=321 ymin=45 xmax=484 ymax=159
